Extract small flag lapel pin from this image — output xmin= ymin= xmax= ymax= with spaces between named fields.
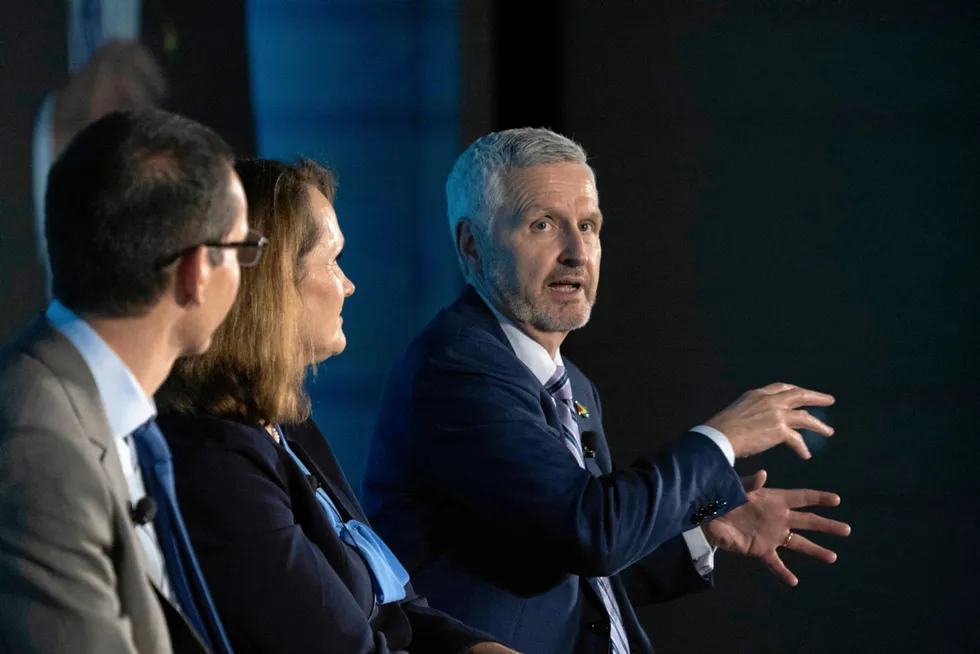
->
xmin=574 ymin=401 xmax=589 ymax=418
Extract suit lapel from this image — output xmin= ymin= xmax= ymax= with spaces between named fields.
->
xmin=24 ymin=319 xmax=132 ymax=509
xmin=453 ymin=290 xmax=623 ymax=623
xmin=17 ymin=317 xmax=175 ymax=652
xmin=283 ymin=420 xmax=364 ymax=522
xmin=451 ymin=286 xmax=512 ymax=349
xmin=153 ymin=586 xmax=210 ymax=654
xmin=454 ymin=288 xmax=596 ymax=461
xmin=25 ymin=319 xmax=173 ymax=593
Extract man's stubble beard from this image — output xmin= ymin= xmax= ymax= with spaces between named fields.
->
xmin=481 ymin=247 xmax=595 ymax=334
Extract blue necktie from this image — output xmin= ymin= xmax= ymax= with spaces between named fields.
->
xmin=546 ymin=366 xmax=631 ymax=654
xmin=131 ymin=419 xmax=233 ymax=654
xmin=278 ymin=431 xmax=410 ymax=605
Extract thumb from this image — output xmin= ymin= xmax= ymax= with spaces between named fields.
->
xmin=741 ymin=469 xmax=767 ymax=493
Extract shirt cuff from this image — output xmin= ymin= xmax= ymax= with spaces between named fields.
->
xmin=689 ymin=424 xmax=735 ymax=466
xmin=682 ymin=527 xmax=716 ymax=576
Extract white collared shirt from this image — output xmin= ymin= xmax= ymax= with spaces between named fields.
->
xmin=45 ymin=300 xmax=173 ymax=598
xmin=481 ymin=294 xmax=734 ymax=576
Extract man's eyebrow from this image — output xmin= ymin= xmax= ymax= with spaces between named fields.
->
xmin=519 ymin=203 xmax=561 ymax=218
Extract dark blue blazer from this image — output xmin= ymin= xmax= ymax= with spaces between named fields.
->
xmin=362 ymin=287 xmax=748 ymax=654
xmin=159 ymin=414 xmax=497 ymax=654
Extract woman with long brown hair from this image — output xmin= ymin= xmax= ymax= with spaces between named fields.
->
xmin=156 ymin=158 xmax=514 ymax=654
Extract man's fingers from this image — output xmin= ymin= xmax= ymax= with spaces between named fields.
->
xmin=791 ymin=511 xmax=851 ymax=537
xmin=757 ymin=382 xmax=796 ymax=395
xmin=786 ymin=409 xmax=835 ymax=436
xmin=782 ymin=428 xmax=812 ymax=459
xmin=785 ymin=533 xmax=838 ymax=564
xmin=774 ymin=387 xmax=835 ymax=409
xmin=740 ymin=469 xmax=767 ymax=493
xmin=787 ymin=489 xmax=842 ymax=509
xmin=762 ymin=552 xmax=798 ymax=586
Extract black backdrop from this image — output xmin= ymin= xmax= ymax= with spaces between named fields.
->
xmin=1 ymin=1 xmax=976 ymax=650
xmin=464 ymin=1 xmax=978 ymax=651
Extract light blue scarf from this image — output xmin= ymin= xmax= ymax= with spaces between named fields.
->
xmin=277 ymin=428 xmax=409 ymax=605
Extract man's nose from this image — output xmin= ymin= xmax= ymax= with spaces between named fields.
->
xmin=559 ymin=227 xmax=589 ymax=266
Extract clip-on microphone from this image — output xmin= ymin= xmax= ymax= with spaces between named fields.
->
xmin=581 ymin=431 xmax=597 ymax=459
xmin=130 ymin=497 xmax=158 ymax=526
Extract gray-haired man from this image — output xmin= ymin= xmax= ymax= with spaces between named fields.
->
xmin=364 ymin=128 xmax=849 ymax=654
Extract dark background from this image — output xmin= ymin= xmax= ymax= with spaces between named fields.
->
xmin=466 ymin=1 xmax=979 ymax=651
xmin=0 ymin=3 xmax=58 ymax=336
xmin=2 ymin=1 xmax=978 ymax=651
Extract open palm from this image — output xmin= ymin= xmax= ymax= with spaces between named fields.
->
xmin=703 ymin=470 xmax=851 ymax=586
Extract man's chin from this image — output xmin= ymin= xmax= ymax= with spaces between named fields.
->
xmin=532 ymin=306 xmax=592 ymax=333
xmin=499 ymin=289 xmax=593 ymax=332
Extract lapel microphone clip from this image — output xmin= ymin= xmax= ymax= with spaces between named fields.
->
xmin=131 ymin=497 xmax=158 ymax=526
xmin=581 ymin=430 xmax=597 ymax=459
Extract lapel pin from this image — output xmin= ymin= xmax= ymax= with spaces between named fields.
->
xmin=574 ymin=401 xmax=589 ymax=418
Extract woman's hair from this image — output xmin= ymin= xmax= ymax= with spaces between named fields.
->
xmin=156 ymin=157 xmax=337 ymax=426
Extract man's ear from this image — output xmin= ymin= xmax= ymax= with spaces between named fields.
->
xmin=173 ymin=246 xmax=212 ymax=307
xmin=455 ymin=219 xmax=482 ymax=275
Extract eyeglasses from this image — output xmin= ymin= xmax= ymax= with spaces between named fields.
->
xmin=161 ymin=229 xmax=269 ymax=268
xmin=204 ymin=229 xmax=268 ymax=267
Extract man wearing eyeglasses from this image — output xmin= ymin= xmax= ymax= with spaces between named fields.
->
xmin=0 ymin=108 xmax=265 ymax=654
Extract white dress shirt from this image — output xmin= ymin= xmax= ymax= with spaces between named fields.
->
xmin=482 ymin=296 xmax=736 ymax=576
xmin=45 ymin=300 xmax=173 ymax=599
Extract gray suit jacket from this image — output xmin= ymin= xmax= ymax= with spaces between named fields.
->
xmin=0 ymin=317 xmax=173 ymax=654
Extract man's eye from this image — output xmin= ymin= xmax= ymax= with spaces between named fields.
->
xmin=533 ymin=221 xmax=549 ymax=231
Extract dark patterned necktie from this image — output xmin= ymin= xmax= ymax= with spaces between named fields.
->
xmin=546 ymin=366 xmax=630 ymax=654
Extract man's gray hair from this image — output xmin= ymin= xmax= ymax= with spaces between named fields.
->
xmin=446 ymin=128 xmax=591 ymax=270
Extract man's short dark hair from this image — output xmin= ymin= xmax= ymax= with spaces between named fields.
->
xmin=45 ymin=108 xmax=237 ymax=317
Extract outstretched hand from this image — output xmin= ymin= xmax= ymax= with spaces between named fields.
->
xmin=706 ymin=382 xmax=836 ymax=459
xmin=702 ymin=470 xmax=850 ymax=586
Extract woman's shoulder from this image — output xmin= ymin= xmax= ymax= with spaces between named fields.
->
xmin=160 ymin=415 xmax=299 ymax=544
xmin=158 ymin=412 xmax=281 ymax=463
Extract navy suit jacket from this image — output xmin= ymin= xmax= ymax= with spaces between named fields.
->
xmin=363 ymin=287 xmax=748 ymax=654
xmin=159 ymin=414 xmax=496 ymax=654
